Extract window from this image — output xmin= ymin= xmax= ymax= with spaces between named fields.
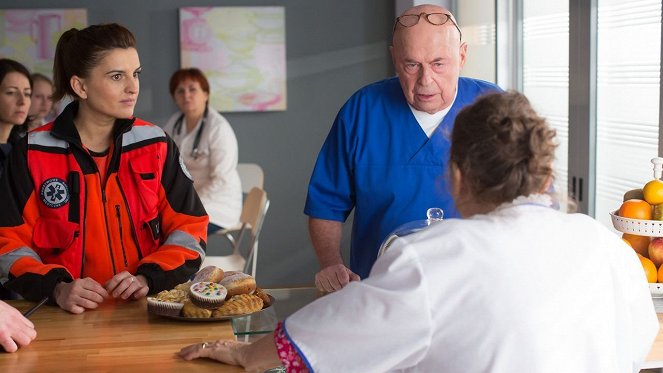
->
xmin=456 ymin=1 xmax=496 ymax=83
xmin=595 ymin=0 xmax=661 ymax=227
xmin=522 ymin=1 xmax=570 ymax=210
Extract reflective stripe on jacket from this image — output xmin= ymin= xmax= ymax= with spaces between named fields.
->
xmin=0 ymin=102 xmax=208 ymax=301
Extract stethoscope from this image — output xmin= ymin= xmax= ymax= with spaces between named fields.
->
xmin=173 ymin=106 xmax=208 ymax=160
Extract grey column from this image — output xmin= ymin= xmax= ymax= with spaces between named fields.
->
xmin=568 ymin=0 xmax=597 ymax=215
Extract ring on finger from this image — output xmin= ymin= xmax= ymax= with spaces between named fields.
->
xmin=201 ymin=342 xmax=209 ymax=349
xmin=129 ymin=276 xmax=135 ymax=283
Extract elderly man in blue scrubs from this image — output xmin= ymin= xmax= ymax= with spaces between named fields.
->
xmin=305 ymin=4 xmax=502 ymax=292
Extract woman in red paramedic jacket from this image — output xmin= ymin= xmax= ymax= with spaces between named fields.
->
xmin=0 ymin=23 xmax=209 ymax=314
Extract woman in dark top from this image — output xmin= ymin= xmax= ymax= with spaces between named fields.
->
xmin=0 ymin=58 xmax=31 ymax=178
xmin=0 ymin=59 xmax=31 ymax=300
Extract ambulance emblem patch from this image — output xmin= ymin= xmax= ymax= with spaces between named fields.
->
xmin=40 ymin=178 xmax=69 ymax=208
xmin=179 ymin=154 xmax=193 ymax=181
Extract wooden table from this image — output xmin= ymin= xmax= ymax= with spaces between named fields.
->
xmin=0 ymin=299 xmax=245 ymax=372
xmin=3 ymin=295 xmax=663 ymax=371
xmin=643 ymin=314 xmax=663 ymax=371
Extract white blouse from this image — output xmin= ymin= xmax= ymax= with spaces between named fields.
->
xmin=163 ymin=107 xmax=242 ymax=228
xmin=284 ymin=195 xmax=659 ymax=372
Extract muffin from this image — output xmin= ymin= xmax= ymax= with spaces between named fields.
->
xmin=147 ymin=297 xmax=184 ymax=317
xmin=189 ymin=281 xmax=228 ymax=309
xmin=146 ymin=287 xmax=189 ymax=316
xmin=154 ymin=287 xmax=189 ymax=303
xmin=181 ymin=300 xmax=212 ymax=318
xmin=193 ymin=266 xmax=224 ymax=283
xmin=219 ymin=272 xmax=256 ymax=299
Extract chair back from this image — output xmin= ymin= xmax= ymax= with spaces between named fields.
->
xmin=202 ymin=187 xmax=269 ymax=276
xmin=241 ymin=187 xmax=269 ymax=237
xmin=241 ymin=187 xmax=270 ymax=276
xmin=237 ymin=163 xmax=264 ymax=194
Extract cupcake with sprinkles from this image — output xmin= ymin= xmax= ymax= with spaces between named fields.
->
xmin=189 ymin=281 xmax=228 ymax=309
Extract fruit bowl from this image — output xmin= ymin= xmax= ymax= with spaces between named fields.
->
xmin=651 ymin=283 xmax=663 ymax=298
xmin=610 ymin=210 xmax=663 ymax=237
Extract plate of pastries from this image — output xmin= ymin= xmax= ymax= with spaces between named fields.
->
xmin=146 ymin=266 xmax=273 ymax=321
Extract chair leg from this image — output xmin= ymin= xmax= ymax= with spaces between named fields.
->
xmin=243 ymin=200 xmax=268 ymax=277
xmin=243 ymin=240 xmax=259 ymax=277
xmin=243 ymin=243 xmax=253 ymax=275
xmin=251 ymin=240 xmax=259 ymax=277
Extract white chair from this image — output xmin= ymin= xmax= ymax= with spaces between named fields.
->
xmin=237 ymin=163 xmax=264 ymax=193
xmin=219 ymin=163 xmax=264 ymax=246
xmin=203 ymin=187 xmax=270 ymax=277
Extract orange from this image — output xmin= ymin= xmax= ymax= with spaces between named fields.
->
xmin=619 ymin=199 xmax=652 ymax=220
xmin=639 ymin=254 xmax=657 ymax=283
xmin=644 ymin=179 xmax=663 ymax=205
xmin=623 ymin=233 xmax=651 ymax=256
xmin=658 ymin=263 xmax=663 ymax=283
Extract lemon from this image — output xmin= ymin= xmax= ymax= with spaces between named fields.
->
xmin=643 ymin=179 xmax=663 ymax=205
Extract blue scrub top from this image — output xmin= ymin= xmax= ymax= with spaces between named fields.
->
xmin=305 ymin=76 xmax=501 ymax=279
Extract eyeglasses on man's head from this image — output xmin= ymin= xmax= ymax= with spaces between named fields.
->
xmin=393 ymin=12 xmax=462 ymax=41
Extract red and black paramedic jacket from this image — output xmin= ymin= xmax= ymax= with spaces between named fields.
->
xmin=0 ymin=102 xmax=209 ymax=301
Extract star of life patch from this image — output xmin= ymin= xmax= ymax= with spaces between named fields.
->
xmin=40 ymin=177 xmax=69 ymax=208
xmin=179 ymin=154 xmax=193 ymax=181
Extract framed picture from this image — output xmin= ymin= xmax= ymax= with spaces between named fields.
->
xmin=0 ymin=9 xmax=87 ymax=77
xmin=180 ymin=7 xmax=287 ymax=112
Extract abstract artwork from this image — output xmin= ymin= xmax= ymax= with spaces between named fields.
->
xmin=0 ymin=9 xmax=87 ymax=77
xmin=180 ymin=7 xmax=286 ymax=112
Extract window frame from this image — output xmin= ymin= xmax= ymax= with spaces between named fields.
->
xmin=496 ymin=0 xmax=663 ymax=217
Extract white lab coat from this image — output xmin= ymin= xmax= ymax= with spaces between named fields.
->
xmin=285 ymin=195 xmax=658 ymax=372
xmin=163 ymin=107 xmax=242 ymax=228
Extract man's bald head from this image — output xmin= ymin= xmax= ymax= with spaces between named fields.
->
xmin=389 ymin=4 xmax=466 ymax=113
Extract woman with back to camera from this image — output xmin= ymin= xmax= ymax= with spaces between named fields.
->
xmin=163 ymin=68 xmax=242 ymax=234
xmin=26 ymin=73 xmax=55 ymax=131
xmin=0 ymin=23 xmax=209 ymax=314
xmin=0 ymin=58 xmax=31 ymax=178
xmin=179 ymin=91 xmax=658 ymax=372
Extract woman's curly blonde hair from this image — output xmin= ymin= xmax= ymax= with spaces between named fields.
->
xmin=450 ymin=91 xmax=557 ymax=206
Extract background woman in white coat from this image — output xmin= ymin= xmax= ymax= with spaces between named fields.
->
xmin=163 ymin=68 xmax=241 ymax=234
xmin=179 ymin=91 xmax=658 ymax=373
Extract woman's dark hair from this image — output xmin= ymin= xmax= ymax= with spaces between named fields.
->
xmin=169 ymin=68 xmax=210 ymax=97
xmin=0 ymin=59 xmax=32 ymax=142
xmin=53 ymin=23 xmax=136 ymax=101
xmin=0 ymin=58 xmax=32 ymax=90
xmin=449 ymin=91 xmax=557 ymax=206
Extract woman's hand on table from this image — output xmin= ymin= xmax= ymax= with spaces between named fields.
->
xmin=104 ymin=272 xmax=149 ymax=300
xmin=179 ymin=340 xmax=246 ymax=365
xmin=54 ymin=278 xmax=109 ymax=314
xmin=0 ymin=300 xmax=36 ymax=352
xmin=179 ymin=335 xmax=282 ymax=371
